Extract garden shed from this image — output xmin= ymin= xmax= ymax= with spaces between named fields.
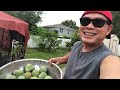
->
xmin=0 ymin=11 xmax=30 ymax=67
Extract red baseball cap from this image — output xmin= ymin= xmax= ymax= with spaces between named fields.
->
xmin=82 ymin=11 xmax=112 ymax=21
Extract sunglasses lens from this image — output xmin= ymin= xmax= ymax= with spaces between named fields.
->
xmin=80 ymin=18 xmax=91 ymax=26
xmin=93 ymin=19 xmax=105 ymax=28
xmin=80 ymin=17 xmax=106 ymax=28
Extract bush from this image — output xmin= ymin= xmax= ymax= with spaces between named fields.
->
xmin=65 ymin=41 xmax=72 ymax=50
xmin=65 ymin=30 xmax=80 ymax=50
xmin=31 ymin=27 xmax=62 ymax=52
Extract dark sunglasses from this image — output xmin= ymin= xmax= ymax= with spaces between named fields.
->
xmin=80 ymin=17 xmax=109 ymax=28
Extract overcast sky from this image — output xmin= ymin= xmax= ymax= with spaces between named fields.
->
xmin=38 ymin=11 xmax=84 ymax=27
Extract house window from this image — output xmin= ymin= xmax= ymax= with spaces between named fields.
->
xmin=60 ymin=28 xmax=63 ymax=33
xmin=60 ymin=28 xmax=61 ymax=32
xmin=68 ymin=30 xmax=69 ymax=34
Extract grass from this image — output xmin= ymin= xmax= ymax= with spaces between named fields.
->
xmin=24 ymin=48 xmax=70 ymax=68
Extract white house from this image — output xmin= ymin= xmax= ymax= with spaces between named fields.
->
xmin=42 ymin=24 xmax=75 ymax=37
xmin=28 ymin=24 xmax=75 ymax=48
xmin=103 ymin=34 xmax=119 ymax=55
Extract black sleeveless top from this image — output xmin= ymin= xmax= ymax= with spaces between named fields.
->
xmin=63 ymin=41 xmax=113 ymax=79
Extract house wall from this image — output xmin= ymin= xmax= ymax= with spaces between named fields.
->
xmin=46 ymin=27 xmax=74 ymax=37
xmin=58 ymin=28 xmax=73 ymax=37
xmin=57 ymin=38 xmax=71 ymax=48
xmin=27 ymin=36 xmax=39 ymax=48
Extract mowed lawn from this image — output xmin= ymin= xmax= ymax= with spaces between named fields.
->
xmin=24 ymin=48 xmax=70 ymax=68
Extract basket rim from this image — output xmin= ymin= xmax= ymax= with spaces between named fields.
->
xmin=0 ymin=58 xmax=63 ymax=79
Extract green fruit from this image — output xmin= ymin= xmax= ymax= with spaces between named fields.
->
xmin=23 ymin=72 xmax=31 ymax=79
xmin=25 ymin=64 xmax=35 ymax=72
xmin=30 ymin=76 xmax=38 ymax=79
xmin=17 ymin=76 xmax=25 ymax=79
xmin=38 ymin=72 xmax=47 ymax=79
xmin=45 ymin=75 xmax=52 ymax=79
xmin=39 ymin=66 xmax=47 ymax=73
xmin=32 ymin=69 xmax=39 ymax=77
xmin=6 ymin=75 xmax=16 ymax=79
xmin=13 ymin=69 xmax=24 ymax=77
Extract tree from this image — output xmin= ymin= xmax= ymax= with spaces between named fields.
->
xmin=31 ymin=27 xmax=62 ymax=52
xmin=111 ymin=11 xmax=120 ymax=41
xmin=61 ymin=20 xmax=79 ymax=29
xmin=65 ymin=29 xmax=80 ymax=50
xmin=4 ymin=11 xmax=43 ymax=31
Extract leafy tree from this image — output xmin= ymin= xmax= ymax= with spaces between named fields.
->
xmin=111 ymin=11 xmax=120 ymax=41
xmin=31 ymin=27 xmax=62 ymax=52
xmin=65 ymin=29 xmax=80 ymax=50
xmin=4 ymin=11 xmax=43 ymax=31
xmin=70 ymin=30 xmax=80 ymax=46
xmin=61 ymin=20 xmax=79 ymax=29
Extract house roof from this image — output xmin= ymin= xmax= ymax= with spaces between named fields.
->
xmin=43 ymin=24 xmax=75 ymax=31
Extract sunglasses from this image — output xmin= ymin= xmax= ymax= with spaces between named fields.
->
xmin=80 ymin=17 xmax=109 ymax=28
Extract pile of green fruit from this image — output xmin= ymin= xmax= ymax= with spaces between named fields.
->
xmin=5 ymin=63 xmax=53 ymax=79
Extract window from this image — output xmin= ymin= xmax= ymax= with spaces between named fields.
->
xmin=60 ymin=28 xmax=61 ymax=32
xmin=68 ymin=30 xmax=69 ymax=34
xmin=60 ymin=28 xmax=63 ymax=33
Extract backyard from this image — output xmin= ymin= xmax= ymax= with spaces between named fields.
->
xmin=24 ymin=48 xmax=70 ymax=68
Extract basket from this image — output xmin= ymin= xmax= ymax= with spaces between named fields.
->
xmin=0 ymin=58 xmax=62 ymax=79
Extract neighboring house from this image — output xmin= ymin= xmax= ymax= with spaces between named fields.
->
xmin=42 ymin=24 xmax=75 ymax=37
xmin=28 ymin=24 xmax=75 ymax=48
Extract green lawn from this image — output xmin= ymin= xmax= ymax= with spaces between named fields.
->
xmin=24 ymin=48 xmax=70 ymax=68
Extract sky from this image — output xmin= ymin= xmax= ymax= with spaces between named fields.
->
xmin=38 ymin=11 xmax=84 ymax=27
